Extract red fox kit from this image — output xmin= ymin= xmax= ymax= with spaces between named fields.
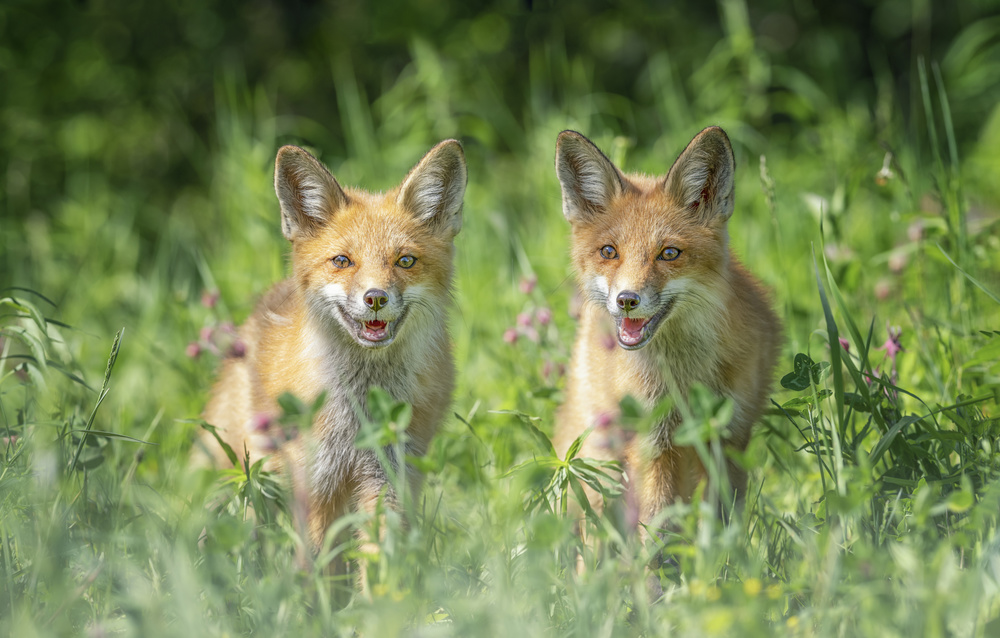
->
xmin=200 ymin=140 xmax=467 ymax=551
xmin=553 ymin=127 xmax=780 ymax=531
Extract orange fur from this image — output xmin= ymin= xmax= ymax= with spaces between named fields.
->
xmin=199 ymin=140 xmax=467 ymax=563
xmin=553 ymin=127 xmax=781 ymax=532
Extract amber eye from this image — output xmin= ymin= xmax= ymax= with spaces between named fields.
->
xmin=396 ymin=255 xmax=416 ymax=269
xmin=600 ymin=245 xmax=618 ymax=260
xmin=331 ymin=255 xmax=352 ymax=268
xmin=658 ymin=247 xmax=682 ymax=261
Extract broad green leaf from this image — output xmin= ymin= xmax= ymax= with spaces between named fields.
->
xmin=780 ymin=353 xmax=817 ymax=391
xmin=946 ymin=490 xmax=973 ymax=513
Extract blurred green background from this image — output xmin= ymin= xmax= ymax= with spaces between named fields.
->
xmin=4 ymin=0 xmax=1000 ymax=411
xmin=3 ymin=0 xmax=1000 ymax=635
xmin=5 ymin=0 xmax=1000 ymax=256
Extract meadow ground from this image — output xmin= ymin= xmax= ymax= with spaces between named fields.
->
xmin=2 ymin=2 xmax=1000 ymax=636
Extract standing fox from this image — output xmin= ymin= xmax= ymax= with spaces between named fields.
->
xmin=553 ymin=127 xmax=780 ymax=532
xmin=200 ymin=140 xmax=467 ymax=554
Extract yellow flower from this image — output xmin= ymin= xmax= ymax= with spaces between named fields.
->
xmin=743 ymin=578 xmax=762 ymax=596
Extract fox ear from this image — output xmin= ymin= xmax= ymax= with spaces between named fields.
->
xmin=397 ymin=139 xmax=467 ymax=237
xmin=555 ymin=131 xmax=627 ymax=224
xmin=274 ymin=145 xmax=348 ymax=241
xmin=662 ymin=126 xmax=736 ymax=225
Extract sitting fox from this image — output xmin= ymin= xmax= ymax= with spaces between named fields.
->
xmin=200 ymin=140 xmax=467 ymax=557
xmin=553 ymin=127 xmax=780 ymax=532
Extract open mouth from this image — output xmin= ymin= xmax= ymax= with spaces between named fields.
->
xmin=353 ymin=315 xmax=400 ymax=347
xmin=361 ymin=319 xmax=389 ymax=343
xmin=618 ymin=317 xmax=650 ymax=347
xmin=615 ymin=298 xmax=675 ymax=350
xmin=334 ymin=306 xmax=409 ymax=348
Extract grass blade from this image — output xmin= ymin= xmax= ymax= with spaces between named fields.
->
xmin=938 ymin=244 xmax=1000 ymax=305
xmin=812 ymin=250 xmax=846 ymax=495
xmin=68 ymin=328 xmax=124 ymax=473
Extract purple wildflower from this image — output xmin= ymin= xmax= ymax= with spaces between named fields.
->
xmin=542 ymin=359 xmax=567 ymax=381
xmin=519 ymin=275 xmax=537 ymax=295
xmin=228 ymin=339 xmax=247 ymax=358
xmin=876 ymin=324 xmax=904 ymax=393
xmin=201 ymin=289 xmax=220 ymax=309
xmin=249 ymin=413 xmax=273 ymax=433
xmin=864 ymin=367 xmax=880 ymax=386
xmin=879 ymin=325 xmax=903 ymax=362
xmin=594 ymin=411 xmax=615 ymax=429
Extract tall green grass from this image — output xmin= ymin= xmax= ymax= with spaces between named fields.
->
xmin=3 ymin=3 xmax=1000 ymax=637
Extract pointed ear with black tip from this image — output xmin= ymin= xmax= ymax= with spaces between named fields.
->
xmin=661 ymin=126 xmax=736 ymax=225
xmin=274 ymin=145 xmax=348 ymax=242
xmin=555 ymin=130 xmax=628 ymax=224
xmin=397 ymin=139 xmax=467 ymax=238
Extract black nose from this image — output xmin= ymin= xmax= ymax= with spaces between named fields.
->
xmin=616 ymin=291 xmax=640 ymax=311
xmin=363 ymin=289 xmax=389 ymax=311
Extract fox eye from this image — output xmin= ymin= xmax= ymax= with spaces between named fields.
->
xmin=600 ymin=245 xmax=618 ymax=260
xmin=331 ymin=255 xmax=352 ymax=268
xmin=396 ymin=255 xmax=416 ymax=269
xmin=658 ymin=247 xmax=682 ymax=261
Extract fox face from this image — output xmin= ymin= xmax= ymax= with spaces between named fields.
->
xmin=294 ymin=202 xmax=452 ymax=349
xmin=556 ymin=127 xmax=735 ymax=350
xmin=274 ymin=140 xmax=467 ymax=349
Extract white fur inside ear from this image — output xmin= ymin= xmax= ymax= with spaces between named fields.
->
xmin=663 ymin=128 xmax=735 ymax=224
xmin=556 ymin=132 xmax=623 ymax=223
xmin=675 ymin=160 xmax=712 ymax=207
xmin=573 ymin=159 xmax=616 ymax=209
xmin=408 ymin=169 xmax=455 ymax=220
xmin=398 ymin=141 xmax=467 ymax=236
xmin=289 ymin=165 xmax=333 ymax=221
xmin=274 ymin=146 xmax=347 ymax=241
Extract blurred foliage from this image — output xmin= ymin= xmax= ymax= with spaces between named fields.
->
xmin=4 ymin=0 xmax=1000 ymax=269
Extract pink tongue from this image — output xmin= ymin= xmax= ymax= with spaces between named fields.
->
xmin=362 ymin=320 xmax=388 ymax=341
xmin=620 ymin=317 xmax=648 ymax=344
